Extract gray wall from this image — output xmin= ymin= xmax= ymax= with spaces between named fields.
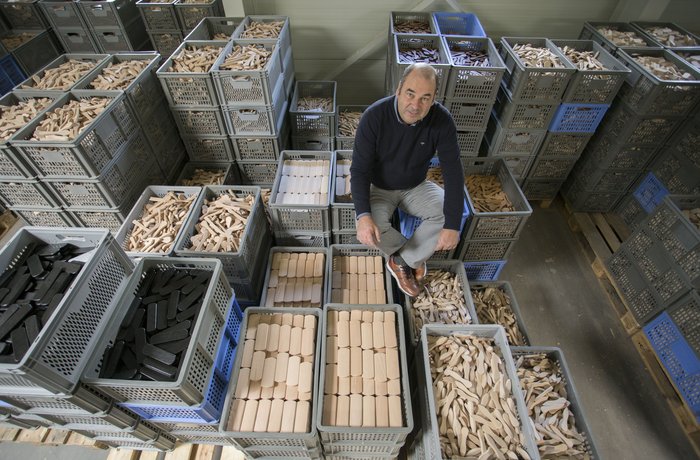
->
xmin=221 ymin=0 xmax=699 ymax=104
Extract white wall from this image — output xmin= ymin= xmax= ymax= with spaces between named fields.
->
xmin=222 ymin=0 xmax=699 ymax=104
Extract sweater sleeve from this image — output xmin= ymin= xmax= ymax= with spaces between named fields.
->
xmin=350 ymin=107 xmax=378 ymax=217
xmin=435 ymin=111 xmax=465 ymax=231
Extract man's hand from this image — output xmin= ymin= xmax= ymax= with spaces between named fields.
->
xmin=434 ymin=229 xmax=460 ymax=252
xmin=356 ymin=215 xmax=381 ymax=247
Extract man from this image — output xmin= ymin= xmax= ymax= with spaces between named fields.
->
xmin=351 ymin=63 xmax=464 ymax=298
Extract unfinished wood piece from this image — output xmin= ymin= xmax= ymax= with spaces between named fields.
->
xmin=384 ymin=320 xmax=397 ymax=348
xmin=384 ymin=310 xmax=395 ymax=323
xmin=274 ymin=353 xmax=289 ymax=383
xmin=304 ymin=255 xmax=314 ymax=278
xmin=303 ymin=279 xmax=313 ymax=302
xmin=286 ymin=355 xmax=301 ymax=386
xmin=337 ymin=348 xmax=350 ymax=378
xmin=325 ymin=363 xmax=338 ymax=394
xmin=250 ymin=351 xmax=266 ymax=381
xmin=298 ymin=361 xmax=313 ymax=394
xmin=228 ymin=399 xmax=245 ymax=431
xmin=254 ymin=323 xmax=269 ymax=351
xmin=350 ymin=309 xmax=362 ymax=322
xmin=388 ymin=395 xmax=402 ymax=427
xmin=266 ymin=324 xmax=280 ymax=352
xmin=293 ymin=400 xmax=310 ymax=433
xmin=234 ymin=368 xmax=250 ymax=399
xmin=282 ymin=313 xmax=293 ymax=326
xmin=301 ymin=327 xmax=315 ymax=356
xmin=293 ymin=314 xmax=304 ymax=328
xmin=363 ymin=378 xmax=375 ymax=396
xmin=267 ymin=399 xmax=284 ymax=433
xmin=361 ymin=310 xmax=372 ymax=323
xmin=289 ymin=327 xmax=302 ymax=356
xmin=286 ymin=384 xmax=298 ymax=401
xmin=241 ymin=340 xmax=255 ymax=368
xmin=314 ymin=253 xmax=325 ymax=277
xmin=374 ymin=352 xmax=387 ymax=383
xmin=327 ymin=310 xmax=338 ymax=336
xmin=254 ymin=399 xmax=271 ymax=432
xmin=373 ymin=320 xmax=385 ymax=349
xmin=375 ymin=380 xmax=388 ymax=396
xmin=278 ymin=325 xmax=291 ymax=353
xmin=293 ymin=279 xmax=304 ymax=303
xmin=363 ymin=349 xmax=375 ymax=379
xmin=247 ymin=380 xmax=262 ymax=400
xmin=288 ymin=253 xmax=298 ymax=278
xmin=349 ymin=320 xmax=361 ymax=347
xmin=246 ymin=314 xmax=260 ymax=339
xmin=376 ymin=395 xmax=389 ymax=427
xmin=338 ymin=376 xmax=351 ymax=396
xmin=273 ymin=382 xmax=286 ymax=399
xmin=240 ymin=400 xmax=258 ymax=432
xmin=336 ymin=395 xmax=350 ymax=426
xmin=358 ymin=290 xmax=368 ymax=304
xmin=349 ymin=256 xmax=358 ymax=273
xmin=361 ymin=322 xmax=373 ymax=350
xmin=386 ymin=348 xmax=400 ymax=380
xmin=363 ymin=395 xmax=376 ymax=427
xmin=260 ymin=385 xmax=274 ymax=399
xmin=388 ymin=379 xmax=401 ymax=396
xmin=323 ymin=394 xmax=337 ymax=425
xmin=337 ymin=319 xmax=350 ymax=348
xmin=326 ymin=336 xmax=338 ymax=364
xmin=339 ymin=311 xmax=350 ymax=321
xmin=351 ymin=375 xmax=363 ymax=394
xmin=281 ymin=400 xmax=296 ymax=433
xmin=311 ymin=282 xmax=322 ymax=305
xmin=278 ymin=254 xmax=289 ymax=277
xmin=298 ymin=391 xmax=312 ymax=401
xmin=265 ymin=288 xmax=275 ymax=307
xmin=349 ymin=289 xmax=359 ymax=304
xmin=350 ymin=347 xmax=362 ymax=377
xmin=349 ymin=394 xmax=363 ymax=427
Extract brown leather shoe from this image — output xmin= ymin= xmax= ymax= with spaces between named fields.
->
xmin=414 ymin=262 xmax=427 ymax=284
xmin=387 ymin=256 xmax=421 ymax=298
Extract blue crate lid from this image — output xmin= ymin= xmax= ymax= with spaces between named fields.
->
xmin=433 ymin=12 xmax=486 ymax=37
xmin=548 ymin=103 xmax=610 ymax=133
xmin=463 ymin=260 xmax=507 ymax=281
xmin=633 ymin=172 xmax=669 ymax=214
xmin=0 ymin=54 xmax=25 ymax=96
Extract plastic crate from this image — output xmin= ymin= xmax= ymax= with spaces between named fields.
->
xmin=538 ymin=131 xmax=592 ymax=158
xmin=136 ymin=0 xmax=178 ymax=30
xmin=550 ymin=39 xmax=630 ymax=104
xmin=325 ymin=244 xmax=394 ymax=305
xmin=442 ymin=36 xmax=504 ymax=102
xmin=218 ymin=306 xmax=322 ymax=451
xmin=184 ymin=16 xmax=243 ymax=41
xmin=392 ymin=34 xmax=451 ymax=101
xmin=174 ymin=0 xmax=223 ymax=33
xmin=510 ymin=346 xmax=600 ymax=458
xmin=527 ymin=155 xmax=578 ymax=180
xmin=599 ymin=98 xmax=683 ymax=146
xmin=631 ymin=22 xmax=700 ymax=49
xmin=223 ymin=77 xmax=286 ymax=136
xmin=54 ymin=26 xmax=100 ymax=53
xmin=0 ymin=0 xmax=47 ymax=29
xmin=633 ymin=172 xmax=669 ymax=214
xmin=233 ymin=15 xmax=291 ymax=57
xmin=12 ymin=207 xmax=77 ymax=227
xmin=0 ymin=227 xmax=134 ymax=395
xmin=0 ymin=178 xmax=61 ymax=208
xmin=236 ymin=159 xmax=277 ymax=186
xmin=272 ymin=230 xmax=331 ymax=248
xmin=1 ymin=28 xmax=60 ymax=75
xmin=499 ymin=37 xmax=576 ymax=103
xmin=432 ymin=11 xmax=484 ymax=37
xmin=171 ymin=105 xmax=227 ymax=136
xmin=175 ymin=162 xmax=236 ymax=186
xmin=571 ymin=160 xmax=642 ymax=193
xmin=148 ymin=29 xmax=183 ymax=59
xmin=615 ymin=193 xmax=648 ymax=231
xmin=11 ymin=92 xmax=139 ymax=179
xmin=78 ymin=0 xmax=139 ymax=29
xmin=0 ymin=383 xmax=112 ymax=414
xmin=405 ymin=260 xmax=477 ymax=347
xmin=494 ymin=88 xmax=559 ymax=130
xmin=331 ymin=151 xmax=355 ymax=233
xmin=414 ymin=324 xmax=539 ymax=460
xmin=181 ymin=135 xmax=234 ymax=162
xmin=390 ymin=11 xmax=437 ymax=35
xmin=471 ymin=281 xmax=530 ymax=346
xmin=462 ymin=157 xmax=533 ymax=240
xmin=259 ymin=245 xmax=327 ymax=308
xmin=562 ymin=176 xmax=624 ymax=213
xmin=115 ymin=185 xmax=201 ymax=258
xmin=0 ymin=54 xmax=25 ymax=95
xmin=458 ymin=237 xmax=517 ymax=262
xmin=317 ymin=304 xmax=414 ymax=446
xmin=672 ymin=47 xmax=700 ymax=72
xmin=97 ymin=431 xmax=177 ymax=451
xmin=91 ymin=19 xmax=150 ymax=53
xmin=289 ymin=80 xmax=337 ymax=137
xmin=335 ymin=105 xmax=367 ymax=151
xmin=548 ymin=103 xmax=610 ymax=133
xmin=606 ymin=247 xmax=665 ymax=322
xmin=332 ymin=231 xmax=360 ymax=245
xmin=231 ymin=114 xmax=288 ymax=161
xmin=644 ymin=309 xmax=700 ymax=421
xmin=75 ymin=417 xmax=162 ymax=443
xmin=212 ymin=38 xmax=283 ymax=107
xmin=70 ymin=208 xmax=127 ymax=233
xmin=583 ymin=135 xmax=659 ymax=171
xmin=15 ymin=53 xmax=109 ymax=92
xmin=522 ymin=178 xmax=565 ymax=200
xmin=269 ymin=150 xmax=334 ymax=233
xmin=156 ymin=40 xmax=224 ymax=107
xmin=174 ymin=185 xmax=268 ymax=280
xmin=456 ymin=129 xmax=484 ymax=157
xmin=463 ymin=260 xmax=506 ymax=281
xmin=669 ymin=115 xmax=700 ymax=162
xmin=650 ymin=147 xmax=700 ymax=196
xmin=83 ymin=257 xmax=236 ymax=405
xmin=39 ymin=0 xmax=86 ymax=28
xmin=578 ymin=21 xmax=659 ymax=55
xmin=615 ymin=48 xmax=700 ymax=117
xmin=484 ymin=115 xmax=546 ymax=156
xmin=443 ymin=98 xmax=491 ymax=130
xmin=291 ymin=136 xmax=334 ymax=151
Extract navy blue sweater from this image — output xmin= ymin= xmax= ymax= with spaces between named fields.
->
xmin=350 ymin=96 xmax=464 ymax=230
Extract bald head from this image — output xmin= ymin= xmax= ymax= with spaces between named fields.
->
xmin=397 ymin=63 xmax=438 ymax=95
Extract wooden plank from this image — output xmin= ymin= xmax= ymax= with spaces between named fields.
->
xmin=193 ymin=444 xmax=217 ymax=460
xmin=591 ymin=213 xmax=622 ymax=252
xmin=574 ymin=211 xmax=613 ymax=262
xmin=139 ymin=450 xmax=162 ymax=460
xmin=66 ymin=431 xmax=96 ymax=446
xmin=106 ymin=449 xmax=140 ymax=460
xmin=15 ymin=427 xmax=49 ymax=444
xmin=164 ymin=444 xmax=195 ymax=460
xmin=0 ymin=428 xmax=20 ymax=441
xmin=220 ymin=446 xmax=246 ymax=460
xmin=604 ymin=211 xmax=632 ymax=242
xmin=43 ymin=429 xmax=71 ymax=445
xmin=592 ymin=257 xmax=641 ymax=335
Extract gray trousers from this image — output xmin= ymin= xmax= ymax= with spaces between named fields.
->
xmin=370 ymin=181 xmax=445 ymax=269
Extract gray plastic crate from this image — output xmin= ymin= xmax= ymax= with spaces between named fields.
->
xmin=39 ymin=0 xmax=86 ymax=28
xmin=174 ymin=185 xmax=269 ymax=282
xmin=231 ymin=113 xmax=288 ymax=161
xmin=616 ymin=48 xmax=700 ymax=117
xmin=668 ymin=114 xmax=700 ymax=161
xmin=269 ymin=150 xmax=334 ymax=233
xmin=538 ymin=131 xmax=593 ymax=158
xmin=75 ymin=418 xmax=161 ymax=443
xmin=97 ymin=431 xmax=177 ymax=451
xmin=527 ymin=155 xmax=578 ymax=180
xmin=212 ymin=38 xmax=283 ymax=107
xmin=259 ymin=246 xmax=327 ymax=308
xmin=462 ymin=157 xmax=532 ymax=240
xmin=91 ymin=18 xmax=150 ymax=53
xmin=331 ymin=150 xmax=355 ymax=233
xmin=615 ymin=192 xmax=648 ymax=231
xmin=156 ymin=40 xmax=224 ymax=107
xmin=55 ymin=26 xmax=100 ymax=53
xmin=598 ymin=98 xmax=682 ymax=147
xmin=443 ymin=98 xmax=492 ymax=130
xmin=147 ymin=28 xmax=182 ymax=59
xmin=115 ymin=185 xmax=201 ymax=258
xmin=499 ymin=36 xmax=576 ymax=103
xmin=82 ymin=256 xmax=234 ymax=405
xmin=218 ymin=306 xmax=322 ymax=451
xmin=392 ymin=34 xmax=450 ymax=101
xmin=236 ymin=159 xmax=277 ymax=186
xmin=0 ymin=178 xmax=61 ymax=208
xmin=562 ymin=176 xmax=624 ymax=213
xmin=40 ymin=403 xmax=139 ymax=431
xmin=182 ymin=135 xmax=234 ymax=162
xmin=136 ymin=0 xmax=178 ymax=31
xmin=442 ymin=36 xmax=505 ymax=102
xmin=332 ymin=231 xmax=359 ymax=245
xmin=571 ymin=160 xmax=642 ymax=193
xmin=15 ymin=53 xmax=109 ymax=92
xmin=672 ymin=47 xmax=700 ymax=72
xmin=227 ymin=233 xmax=270 ymax=304
xmin=390 ymin=11 xmax=437 ymax=35
xmin=579 ymin=21 xmax=659 ymax=55
xmin=174 ymin=0 xmax=222 ymax=32
xmin=233 ymin=15 xmax=291 ymax=58
xmin=405 ymin=260 xmax=477 ymax=348
xmin=78 ymin=0 xmax=139 ymax=29
xmin=289 ymin=80 xmax=337 ymax=137
xmin=171 ymin=105 xmax=227 ymax=136
xmin=317 ymin=303 xmax=414 ymax=447
xmin=651 ymin=146 xmax=700 ymax=196
xmin=274 ymin=230 xmax=331 ymax=248
xmin=485 ymin=114 xmax=546 ymax=156
xmin=522 ymin=178 xmax=565 ymax=200
xmin=11 ymin=91 xmax=139 ymax=179
xmin=12 ymin=207 xmax=78 ymax=227
xmin=550 ymin=39 xmax=630 ymax=104
xmin=494 ymin=88 xmax=559 ymax=130
xmin=291 ymin=136 xmax=334 ymax=151
xmin=471 ymin=281 xmax=530 ymax=346
xmin=456 ymin=129 xmax=484 ymax=157
xmin=175 ymin=162 xmax=236 ymax=186
xmin=325 ymin=244 xmax=394 ymax=306
xmin=511 ymin=346 xmax=600 ymax=460
xmin=584 ymin=134 xmax=658 ymax=170
xmin=335 ymin=105 xmax=367 ymax=152
xmin=1 ymin=28 xmax=60 ymax=75
xmin=458 ymin=237 xmax=518 ymax=261
xmin=0 ymin=227 xmax=134 ymax=395
xmin=223 ymin=78 xmax=286 ymax=136
xmin=0 ymin=383 xmax=113 ymax=415
xmin=70 ymin=207 xmax=127 ymax=233
xmin=184 ymin=16 xmax=242 ymax=41
xmin=630 ymin=21 xmax=700 ymax=48
xmin=0 ymin=0 xmax=48 ymax=29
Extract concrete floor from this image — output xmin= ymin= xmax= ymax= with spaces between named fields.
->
xmin=0 ymin=200 xmax=696 ymax=459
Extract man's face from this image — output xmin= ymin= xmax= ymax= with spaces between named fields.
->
xmin=395 ymin=71 xmax=436 ymax=125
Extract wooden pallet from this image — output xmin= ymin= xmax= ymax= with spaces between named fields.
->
xmin=0 ymin=428 xmax=102 ymax=447
xmin=0 ymin=209 xmax=18 ymax=241
xmin=632 ymin=331 xmax=700 ymax=458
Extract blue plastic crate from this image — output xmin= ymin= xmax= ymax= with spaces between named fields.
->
xmin=634 ymin=172 xmax=670 ymax=214
xmin=548 ymin=103 xmax=610 ymax=133
xmin=119 ymin=295 xmax=243 ymax=424
xmin=398 ymin=195 xmax=470 ymax=239
xmin=644 ymin=311 xmax=700 ymax=422
xmin=0 ymin=54 xmax=26 ymax=96
xmin=463 ymin=260 xmax=507 ymax=281
xmin=432 ymin=12 xmax=485 ymax=37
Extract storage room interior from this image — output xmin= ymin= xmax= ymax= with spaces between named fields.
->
xmin=0 ymin=0 xmax=698 ymax=459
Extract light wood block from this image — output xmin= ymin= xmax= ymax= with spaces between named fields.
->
xmin=349 ymin=393 xmax=363 ymax=427
xmin=299 ymin=361 xmax=313 ymax=393
xmin=336 ymin=395 xmax=350 ymax=426
xmin=240 ymin=400 xmax=258 ymax=432
xmin=325 ymin=363 xmax=338 ymax=394
xmin=281 ymin=400 xmax=296 ymax=432
xmin=278 ymin=324 xmax=291 ymax=353
xmin=289 ymin=327 xmax=302 ymax=356
xmin=363 ymin=395 xmax=376 ymax=427
xmin=376 ymin=396 xmax=389 ymax=427
xmin=268 ymin=399 xmax=284 ymax=433
xmin=294 ymin=401 xmax=310 ymax=432
xmin=350 ymin=346 xmax=362 ymax=377
xmin=338 ymin=376 xmax=350 ymax=395
xmin=241 ymin=340 xmax=255 ymax=368
xmin=254 ymin=399 xmax=271 ymax=432
xmin=388 ymin=395 xmax=402 ymax=427
xmin=250 ymin=351 xmax=266 ymax=381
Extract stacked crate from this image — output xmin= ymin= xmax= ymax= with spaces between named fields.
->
xmin=521 ymin=39 xmax=628 ymax=201
xmin=390 ymin=33 xmax=450 ymax=103
xmin=564 ymin=22 xmax=700 ymax=212
xmin=40 ymin=0 xmax=98 ymax=52
xmin=0 ymin=227 xmax=179 ymax=451
xmin=260 ymin=247 xmax=327 ymax=309
xmin=0 ymin=2 xmax=61 ymax=76
xmin=81 ymin=257 xmax=240 ymax=448
xmin=486 ymin=37 xmax=575 ymax=185
xmin=78 ymin=0 xmax=150 ymax=53
xmin=269 ymin=150 xmax=334 ymax=246
xmin=385 ymin=12 xmax=438 ymax=96
xmin=326 ymin=244 xmax=394 ymax=305
xmin=289 ymin=80 xmax=335 ymax=151
xmin=330 ymin=150 xmax=359 ymax=244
